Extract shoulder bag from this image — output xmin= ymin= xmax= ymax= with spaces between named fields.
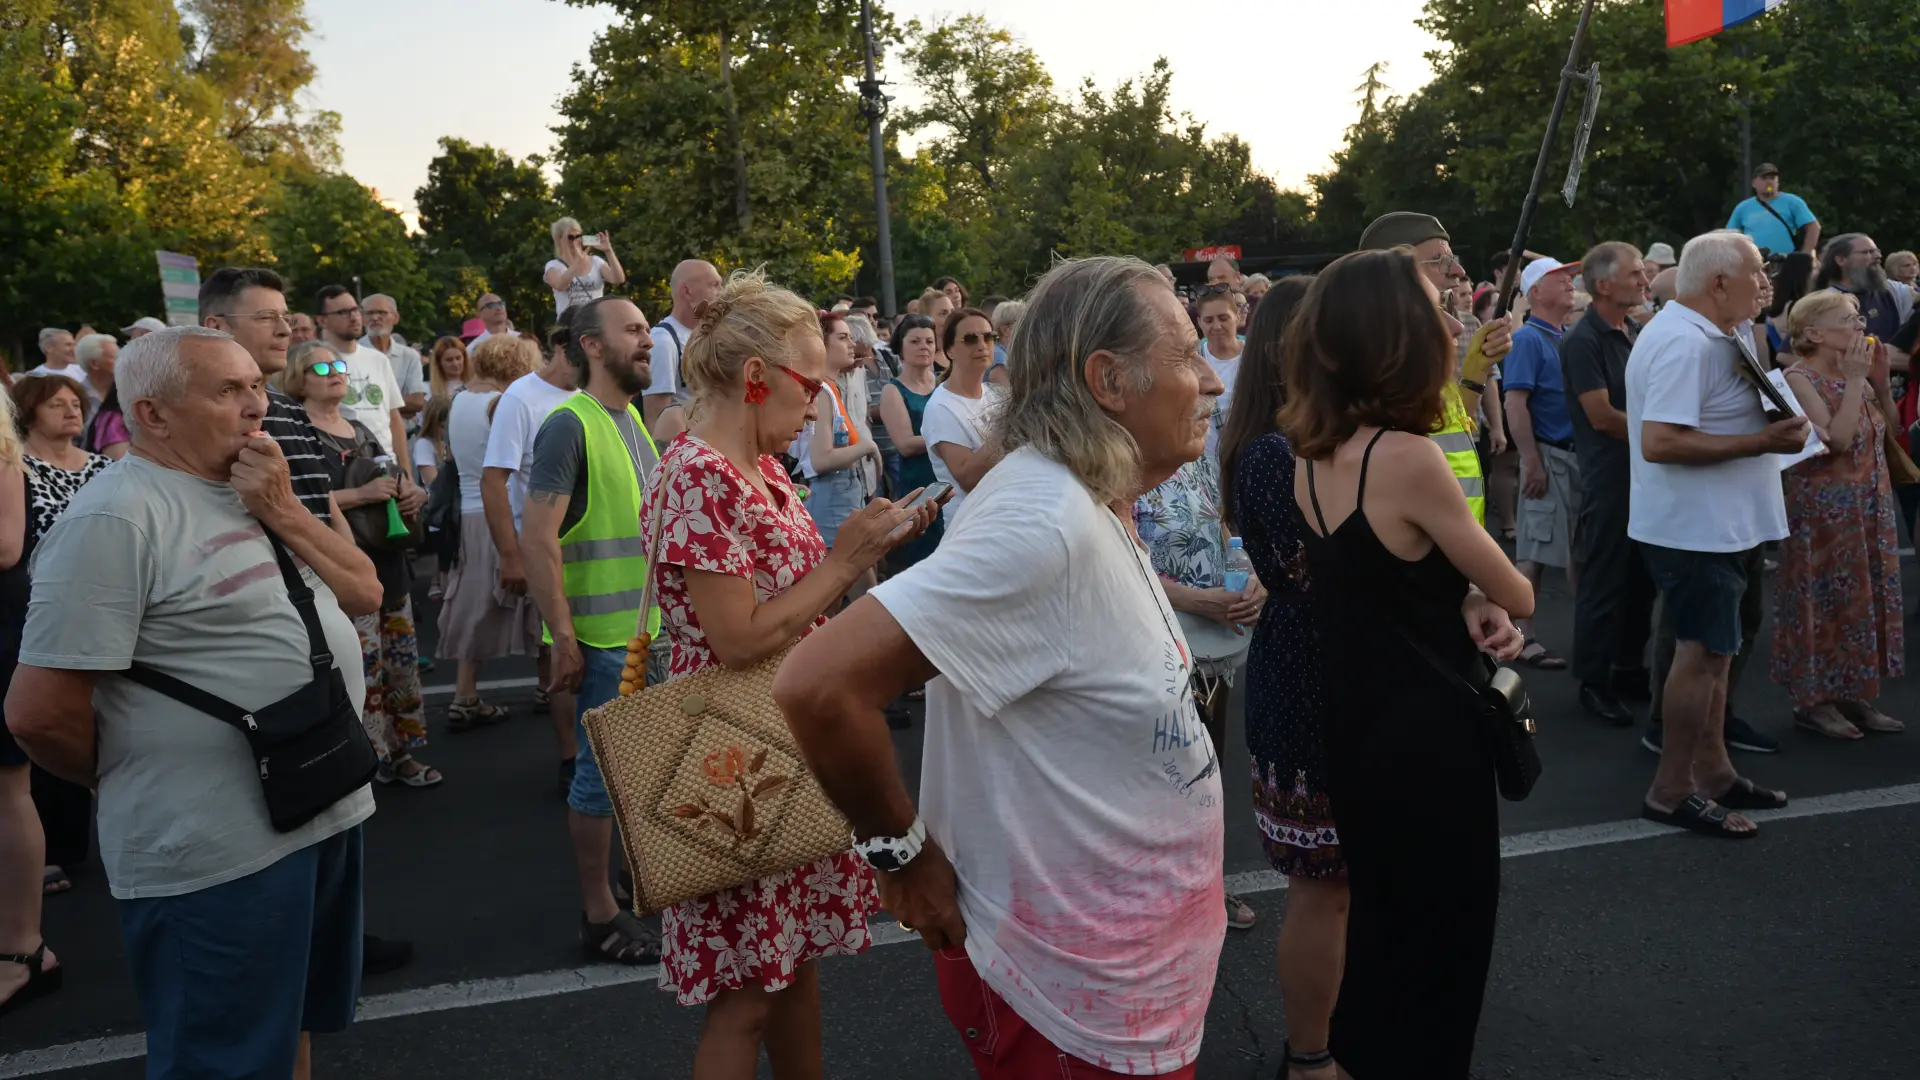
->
xmin=1393 ymin=623 xmax=1542 ymax=801
xmin=423 ymin=453 xmax=462 ymax=560
xmin=580 ymin=456 xmax=851 ymax=914
xmin=341 ymin=442 xmax=424 ymax=553
xmin=121 ymin=530 xmax=378 ymax=831
xmin=1755 ymin=198 xmax=1804 ymax=256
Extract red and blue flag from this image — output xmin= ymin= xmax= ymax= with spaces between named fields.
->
xmin=1666 ymin=0 xmax=1789 ymax=47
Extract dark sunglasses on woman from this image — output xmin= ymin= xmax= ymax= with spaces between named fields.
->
xmin=958 ymin=330 xmax=999 ymax=346
xmin=308 ymin=360 xmax=347 ymax=376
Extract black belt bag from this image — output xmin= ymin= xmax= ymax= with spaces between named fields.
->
xmin=123 ymin=530 xmax=377 ymax=832
xmin=1394 ymin=625 xmax=1542 ymax=801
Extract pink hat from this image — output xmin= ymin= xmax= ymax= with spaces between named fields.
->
xmin=461 ymin=318 xmax=485 ymax=341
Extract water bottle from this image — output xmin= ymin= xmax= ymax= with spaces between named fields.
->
xmin=1222 ymin=536 xmax=1253 ymax=595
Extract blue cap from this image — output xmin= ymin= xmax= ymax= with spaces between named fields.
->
xmin=1227 ymin=536 xmax=1244 ymax=549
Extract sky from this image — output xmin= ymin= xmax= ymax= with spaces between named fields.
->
xmin=304 ymin=0 xmax=1440 ymax=231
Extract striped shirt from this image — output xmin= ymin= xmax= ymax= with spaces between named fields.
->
xmin=264 ymin=389 xmax=334 ymax=522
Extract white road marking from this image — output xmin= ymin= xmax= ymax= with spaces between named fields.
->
xmin=417 ymin=676 xmax=540 ymax=698
xmin=6 ymin=781 xmax=1918 ymax=1077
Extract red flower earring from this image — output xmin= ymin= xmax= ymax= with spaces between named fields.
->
xmin=743 ymin=378 xmax=770 ymax=405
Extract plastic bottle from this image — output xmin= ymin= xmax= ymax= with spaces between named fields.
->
xmin=1222 ymin=536 xmax=1253 ymax=594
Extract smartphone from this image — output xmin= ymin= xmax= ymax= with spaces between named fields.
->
xmin=899 ymin=482 xmax=953 ymax=513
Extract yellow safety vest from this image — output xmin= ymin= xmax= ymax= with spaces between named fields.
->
xmin=542 ymin=393 xmax=662 ymax=649
xmin=1433 ymin=384 xmax=1486 ymax=526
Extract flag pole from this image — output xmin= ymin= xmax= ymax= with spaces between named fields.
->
xmin=1493 ymin=0 xmax=1602 ymax=318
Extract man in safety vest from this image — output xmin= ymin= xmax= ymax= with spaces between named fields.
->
xmin=521 ymin=295 xmax=663 ymax=966
xmin=1359 ymin=212 xmax=1513 ymax=525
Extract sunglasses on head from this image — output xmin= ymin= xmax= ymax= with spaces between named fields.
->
xmin=308 ymin=360 xmax=347 ymax=376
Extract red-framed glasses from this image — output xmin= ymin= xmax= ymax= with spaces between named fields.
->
xmin=771 ymin=364 xmax=826 ymax=400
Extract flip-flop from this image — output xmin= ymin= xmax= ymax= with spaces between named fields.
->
xmin=1712 ymin=776 xmax=1788 ymax=811
xmin=41 ymin=867 xmax=70 ymax=896
xmin=1641 ymin=794 xmax=1757 ymax=839
xmin=1519 ymin=638 xmax=1568 ymax=670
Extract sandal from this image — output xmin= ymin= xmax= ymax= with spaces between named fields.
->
xmin=0 ymin=943 xmax=63 ymax=1019
xmin=580 ymin=910 xmax=660 ymax=965
xmin=1641 ymin=794 xmax=1756 ymax=839
xmin=1794 ymin=706 xmax=1863 ymax=741
xmin=1280 ymin=1040 xmax=1337 ymax=1079
xmin=376 ymin=755 xmax=444 ymax=787
xmin=1226 ymin=893 xmax=1257 ymax=931
xmin=1519 ymin=638 xmax=1568 ymax=670
xmin=42 ymin=866 xmax=70 ymax=896
xmin=1839 ymin=701 xmax=1905 ymax=734
xmin=1712 ymin=776 xmax=1788 ymax=811
xmin=447 ymin=698 xmax=509 ymax=732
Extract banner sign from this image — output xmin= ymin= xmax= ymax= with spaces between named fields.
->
xmin=1182 ymin=245 xmax=1242 ymax=264
xmin=157 ymin=251 xmax=201 ymax=327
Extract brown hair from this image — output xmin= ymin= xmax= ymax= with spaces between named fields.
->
xmin=1278 ymin=249 xmax=1454 ymax=459
xmin=11 ymin=374 xmax=87 ymax=438
xmin=429 ymin=336 xmax=468 ymax=399
xmin=940 ymin=307 xmax=993 ymax=355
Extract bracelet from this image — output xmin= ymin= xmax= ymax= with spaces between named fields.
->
xmin=1460 ymin=378 xmax=1486 ymax=393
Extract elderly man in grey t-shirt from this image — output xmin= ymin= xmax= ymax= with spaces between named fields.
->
xmin=5 ymin=327 xmax=384 ymax=1077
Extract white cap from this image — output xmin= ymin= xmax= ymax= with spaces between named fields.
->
xmin=1519 ymin=257 xmax=1575 ymax=296
xmin=121 ymin=316 xmax=168 ymax=335
xmin=1645 ymin=242 xmax=1677 ymax=267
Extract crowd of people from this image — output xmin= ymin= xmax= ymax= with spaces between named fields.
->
xmin=0 ymin=171 xmax=1910 ymax=1080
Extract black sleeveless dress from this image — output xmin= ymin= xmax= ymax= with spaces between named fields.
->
xmin=1298 ymin=430 xmax=1500 ymax=1080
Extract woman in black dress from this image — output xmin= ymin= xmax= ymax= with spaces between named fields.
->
xmin=1279 ymin=250 xmax=1530 ymax=1079
xmin=1218 ymin=277 xmax=1350 ymax=1080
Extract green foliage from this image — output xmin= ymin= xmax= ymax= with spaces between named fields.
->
xmin=266 ymin=170 xmax=428 ymax=332
xmin=552 ymin=0 xmax=880 ymax=314
xmin=413 ymin=137 xmax=559 ymax=335
xmin=1310 ymin=0 xmax=1920 ymax=274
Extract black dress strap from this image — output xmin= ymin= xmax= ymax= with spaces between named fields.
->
xmin=1305 ymin=459 xmax=1330 ymax=535
xmin=1354 ymin=428 xmax=1390 ymax=511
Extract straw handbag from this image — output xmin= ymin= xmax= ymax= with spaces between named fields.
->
xmin=580 ymin=461 xmax=851 ymax=914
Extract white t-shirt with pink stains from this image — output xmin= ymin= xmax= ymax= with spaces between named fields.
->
xmin=872 ymin=447 xmax=1226 ymax=1075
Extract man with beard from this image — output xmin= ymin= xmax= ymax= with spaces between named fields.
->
xmin=518 ymin=296 xmax=664 ymax=965
xmin=1816 ymin=234 xmax=1914 ymax=368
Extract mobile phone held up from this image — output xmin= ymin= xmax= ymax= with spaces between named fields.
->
xmin=899 ymin=482 xmax=953 ymax=514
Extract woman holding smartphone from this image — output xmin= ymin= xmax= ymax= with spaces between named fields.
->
xmin=543 ymin=216 xmax=626 ymax=317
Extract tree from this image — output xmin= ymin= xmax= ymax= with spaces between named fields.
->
xmin=553 ymin=0 xmax=879 ymax=311
xmin=413 ymin=137 xmax=558 ymax=334
xmin=180 ymin=0 xmax=340 ymax=172
xmin=898 ymin=14 xmax=1052 ymax=197
xmin=267 ymin=170 xmax=428 ymax=336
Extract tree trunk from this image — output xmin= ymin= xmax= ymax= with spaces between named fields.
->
xmin=717 ymin=24 xmax=751 ymax=232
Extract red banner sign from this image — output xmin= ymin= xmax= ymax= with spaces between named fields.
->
xmin=1182 ymin=245 xmax=1242 ymax=263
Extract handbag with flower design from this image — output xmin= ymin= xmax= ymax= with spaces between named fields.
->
xmin=580 ymin=460 xmax=852 ymax=914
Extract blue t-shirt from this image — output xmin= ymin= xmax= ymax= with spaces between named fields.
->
xmin=1726 ymin=192 xmax=1815 ymax=255
xmin=1503 ymin=317 xmax=1575 ymax=446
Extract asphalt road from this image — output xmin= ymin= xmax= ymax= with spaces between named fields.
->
xmin=5 ymin=564 xmax=1919 ymax=1080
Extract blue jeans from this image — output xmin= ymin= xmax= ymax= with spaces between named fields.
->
xmin=119 ymin=826 xmax=364 ymax=1079
xmin=568 ymin=644 xmax=625 ymax=818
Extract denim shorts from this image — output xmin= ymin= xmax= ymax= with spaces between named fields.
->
xmin=569 ymin=644 xmax=627 ymax=818
xmin=118 ymin=826 xmax=364 ymax=1078
xmin=1641 ymin=543 xmax=1753 ymax=657
xmin=803 ymin=468 xmax=867 ymax=548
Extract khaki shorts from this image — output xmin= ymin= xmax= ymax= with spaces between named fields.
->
xmin=1516 ymin=443 xmax=1582 ymax=570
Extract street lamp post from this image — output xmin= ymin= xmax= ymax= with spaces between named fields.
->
xmin=857 ymin=0 xmax=897 ymax=319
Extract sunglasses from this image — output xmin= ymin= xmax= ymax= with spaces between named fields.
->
xmin=308 ymin=360 xmax=347 ymax=376
xmin=480 ymin=300 xmax=505 ymax=311
xmin=771 ymin=364 xmax=826 ymax=400
xmin=957 ymin=330 xmax=999 ymax=346
xmin=566 ymin=233 xmax=583 ymax=242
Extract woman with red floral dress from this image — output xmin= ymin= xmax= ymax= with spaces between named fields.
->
xmin=640 ymin=271 xmax=936 ymax=1079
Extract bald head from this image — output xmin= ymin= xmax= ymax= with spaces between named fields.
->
xmin=1649 ymin=267 xmax=1678 ymax=303
xmin=670 ymin=260 xmax=723 ymax=324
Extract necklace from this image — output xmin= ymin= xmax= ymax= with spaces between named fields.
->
xmin=1105 ymin=508 xmax=1186 ymax=674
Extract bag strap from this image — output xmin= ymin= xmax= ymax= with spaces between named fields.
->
xmin=1390 ymin=620 xmax=1489 ymax=704
xmin=123 ymin=527 xmax=331 ymax=732
xmin=1754 ymin=198 xmax=1800 ymax=249
xmin=634 ymin=454 xmax=673 ymax=642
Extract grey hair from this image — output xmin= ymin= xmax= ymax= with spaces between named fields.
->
xmin=362 ymin=293 xmax=396 ymax=311
xmin=119 ymin=327 xmax=235 ymax=434
xmin=75 ymin=333 xmax=117 ymax=370
xmin=1676 ymin=232 xmax=1759 ymax=296
xmin=843 ymin=312 xmax=881 ymax=353
xmin=991 ymin=299 xmax=1026 ymax=334
xmin=994 ymin=256 xmax=1171 ymax=504
xmin=37 ymin=328 xmax=70 ymax=352
xmin=1581 ymin=242 xmax=1644 ymax=291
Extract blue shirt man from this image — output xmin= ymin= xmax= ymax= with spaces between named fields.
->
xmin=1726 ymin=164 xmax=1819 ymax=256
xmin=1504 ymin=315 xmax=1575 ymax=445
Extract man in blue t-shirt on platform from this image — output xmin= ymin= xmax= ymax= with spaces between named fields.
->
xmin=1503 ymin=256 xmax=1583 ymax=670
xmin=1726 ymin=163 xmax=1820 ymax=256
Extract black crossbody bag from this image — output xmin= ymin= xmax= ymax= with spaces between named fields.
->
xmin=122 ymin=531 xmax=378 ymax=831
xmin=1393 ymin=625 xmax=1542 ymax=801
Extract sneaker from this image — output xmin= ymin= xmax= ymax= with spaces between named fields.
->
xmin=1640 ymin=722 xmax=1663 ymax=754
xmin=416 ymin=656 xmax=435 ymax=674
xmin=1724 ymin=715 xmax=1780 ymax=753
xmin=362 ymin=934 xmax=414 ymax=976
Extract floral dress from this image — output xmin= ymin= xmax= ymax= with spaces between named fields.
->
xmin=1772 ymin=362 xmax=1905 ymax=709
xmin=643 ymin=433 xmax=878 ymax=1005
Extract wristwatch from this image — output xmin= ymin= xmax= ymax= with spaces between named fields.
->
xmin=853 ymin=818 xmax=927 ymax=872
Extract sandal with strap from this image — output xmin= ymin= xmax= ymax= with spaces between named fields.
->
xmin=376 ymin=755 xmax=444 ymax=788
xmin=1519 ymin=637 xmax=1568 ymax=670
xmin=42 ymin=866 xmax=70 ymax=896
xmin=1794 ymin=706 xmax=1863 ymax=741
xmin=580 ymin=910 xmax=660 ymax=965
xmin=1839 ymin=701 xmax=1905 ymax=734
xmin=0 ymin=943 xmax=64 ymax=1019
xmin=1712 ymin=776 xmax=1788 ymax=811
xmin=1279 ymin=1041 xmax=1336 ymax=1079
xmin=1641 ymin=794 xmax=1756 ymax=839
xmin=447 ymin=698 xmax=509 ymax=732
